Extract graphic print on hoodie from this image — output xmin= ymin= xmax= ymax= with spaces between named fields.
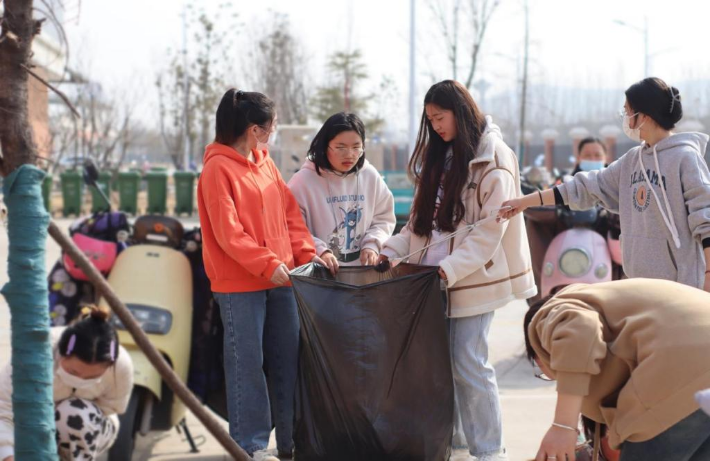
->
xmin=559 ymin=131 xmax=710 ymax=289
xmin=325 ymin=202 xmax=364 ymax=258
xmin=288 ymin=159 xmax=396 ymax=266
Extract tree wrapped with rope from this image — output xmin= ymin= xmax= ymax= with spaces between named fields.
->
xmin=0 ymin=0 xmax=58 ymax=459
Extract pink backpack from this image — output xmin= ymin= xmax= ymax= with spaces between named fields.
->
xmin=63 ymin=233 xmax=118 ymax=281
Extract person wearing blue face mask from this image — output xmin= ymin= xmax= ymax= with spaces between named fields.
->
xmin=571 ymin=137 xmax=608 ymax=175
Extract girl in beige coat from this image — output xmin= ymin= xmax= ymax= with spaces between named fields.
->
xmin=525 ymin=279 xmax=710 ymax=461
xmin=379 ymin=80 xmax=536 ymax=461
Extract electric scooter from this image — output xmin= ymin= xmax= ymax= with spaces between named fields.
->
xmin=102 ymin=214 xmax=197 ymax=460
xmin=76 ymin=161 xmax=204 ymax=460
xmin=523 ymin=174 xmax=623 ymax=300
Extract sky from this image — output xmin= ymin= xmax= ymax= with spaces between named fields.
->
xmin=53 ymin=0 xmax=710 ymax=141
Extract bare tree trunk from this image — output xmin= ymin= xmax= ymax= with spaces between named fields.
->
xmin=0 ymin=0 xmax=59 ymax=459
xmin=0 ymin=5 xmax=37 ymax=174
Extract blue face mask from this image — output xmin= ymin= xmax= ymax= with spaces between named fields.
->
xmin=579 ymin=160 xmax=605 ymax=172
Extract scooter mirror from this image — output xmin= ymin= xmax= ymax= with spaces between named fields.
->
xmin=83 ymin=159 xmax=100 ymax=185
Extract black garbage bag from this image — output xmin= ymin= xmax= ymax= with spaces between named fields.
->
xmin=290 ymin=263 xmax=454 ymax=461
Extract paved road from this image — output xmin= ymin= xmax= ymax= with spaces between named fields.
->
xmin=0 ymin=218 xmax=555 ymax=460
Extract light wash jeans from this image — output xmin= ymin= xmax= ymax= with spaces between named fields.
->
xmin=620 ymin=409 xmax=710 ymax=461
xmin=214 ymin=287 xmax=300 ymax=456
xmin=449 ymin=311 xmax=504 ymax=457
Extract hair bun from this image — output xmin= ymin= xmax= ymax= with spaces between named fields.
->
xmin=83 ymin=304 xmax=111 ymax=323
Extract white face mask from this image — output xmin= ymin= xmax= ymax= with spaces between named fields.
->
xmin=622 ymin=113 xmax=645 ymax=143
xmin=56 ymin=364 xmax=104 ymax=390
xmin=255 ymin=124 xmax=277 ymax=152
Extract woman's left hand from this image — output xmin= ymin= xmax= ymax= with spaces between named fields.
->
xmin=360 ymin=248 xmax=378 ymax=266
xmin=535 ymin=426 xmax=578 ymax=461
xmin=438 ymin=267 xmax=447 ymax=282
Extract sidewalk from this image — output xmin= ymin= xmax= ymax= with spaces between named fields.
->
xmin=0 ymin=218 xmax=555 ymax=461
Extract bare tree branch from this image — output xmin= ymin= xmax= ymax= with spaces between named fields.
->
xmin=33 ymin=1 xmax=71 ymax=78
xmin=428 ymin=0 xmax=500 ymax=89
xmin=20 ymin=63 xmax=80 ymax=117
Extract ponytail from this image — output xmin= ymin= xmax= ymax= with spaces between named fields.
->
xmin=214 ymin=88 xmax=276 ymax=146
xmin=58 ymin=304 xmax=118 ymax=365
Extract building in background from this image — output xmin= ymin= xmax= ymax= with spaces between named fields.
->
xmin=26 ymin=4 xmax=68 ymax=159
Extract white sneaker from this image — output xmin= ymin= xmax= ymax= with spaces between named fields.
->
xmin=474 ymin=448 xmax=508 ymax=461
xmin=450 ymin=448 xmax=475 ymax=460
xmin=253 ymin=449 xmax=280 ymax=461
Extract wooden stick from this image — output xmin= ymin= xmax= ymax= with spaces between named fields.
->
xmin=21 ymin=63 xmax=80 ymax=118
xmin=47 ymin=221 xmax=251 ymax=461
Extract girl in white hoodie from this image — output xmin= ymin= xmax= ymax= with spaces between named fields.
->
xmin=288 ymin=112 xmax=395 ymax=271
xmin=379 ymin=80 xmax=536 ymax=461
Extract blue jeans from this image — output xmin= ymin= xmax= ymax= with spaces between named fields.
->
xmin=214 ymin=287 xmax=300 ymax=456
xmin=620 ymin=409 xmax=710 ymax=461
xmin=449 ymin=312 xmax=504 ymax=457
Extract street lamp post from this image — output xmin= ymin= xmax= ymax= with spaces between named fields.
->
xmin=518 ymin=0 xmax=530 ymax=169
xmin=614 ymin=16 xmax=649 ymax=77
xmin=408 ymin=0 xmax=417 ymax=157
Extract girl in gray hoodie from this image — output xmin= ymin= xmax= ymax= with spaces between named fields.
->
xmin=500 ymin=77 xmax=710 ymax=291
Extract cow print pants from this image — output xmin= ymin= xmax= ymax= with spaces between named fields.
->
xmin=55 ymin=398 xmax=119 ymax=460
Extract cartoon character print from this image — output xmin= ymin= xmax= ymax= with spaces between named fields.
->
xmin=339 ymin=205 xmax=363 ymax=252
xmin=327 ymin=205 xmax=363 ymax=259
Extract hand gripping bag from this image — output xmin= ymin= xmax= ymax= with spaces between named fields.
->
xmin=290 ymin=263 xmax=454 ymax=461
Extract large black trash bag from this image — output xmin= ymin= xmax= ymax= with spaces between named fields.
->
xmin=290 ymin=263 xmax=454 ymax=461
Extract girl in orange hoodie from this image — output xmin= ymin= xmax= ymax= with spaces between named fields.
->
xmin=198 ymin=89 xmax=324 ymax=461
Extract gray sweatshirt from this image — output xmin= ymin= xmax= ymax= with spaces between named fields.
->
xmin=558 ymin=132 xmax=710 ymax=289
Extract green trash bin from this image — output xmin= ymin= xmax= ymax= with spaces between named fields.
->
xmin=173 ymin=171 xmax=196 ymax=216
xmin=42 ymin=173 xmax=53 ymax=213
xmin=60 ymin=169 xmax=83 ymax=216
xmin=145 ymin=170 xmax=168 ymax=214
xmin=90 ymin=171 xmax=112 ymax=213
xmin=117 ymin=171 xmax=141 ymax=215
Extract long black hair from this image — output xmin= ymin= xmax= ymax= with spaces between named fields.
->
xmin=408 ymin=80 xmax=487 ymax=236
xmin=307 ymin=112 xmax=367 ymax=175
xmin=214 ymin=89 xmax=276 ymax=146
xmin=57 ymin=305 xmax=118 ymax=365
xmin=625 ymin=77 xmax=683 ymax=131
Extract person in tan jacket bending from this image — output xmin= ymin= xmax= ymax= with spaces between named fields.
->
xmin=524 ymin=278 xmax=710 ymax=461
